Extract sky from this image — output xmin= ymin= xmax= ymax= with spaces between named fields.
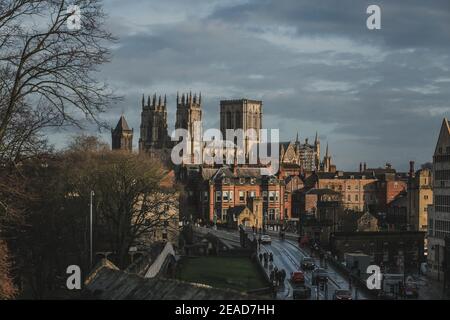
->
xmin=51 ymin=0 xmax=450 ymax=171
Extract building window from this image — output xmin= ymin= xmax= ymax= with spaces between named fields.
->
xmin=355 ymin=195 xmax=359 ymax=201
xmin=269 ymin=209 xmax=275 ymax=220
xmin=239 ymin=191 xmax=245 ymax=202
xmin=424 ymin=195 xmax=429 ymax=200
xmin=223 ymin=191 xmax=229 ymax=202
xmin=203 ymin=191 xmax=208 ymax=201
xmin=348 ymin=195 xmax=351 ymax=202
xmin=263 ymin=191 xmax=268 ymax=201
xmin=249 ymin=191 xmax=256 ymax=198
xmin=216 ymin=191 xmax=221 ymax=202
xmin=269 ymin=191 xmax=275 ymax=202
xmin=229 ymin=191 xmax=233 ymax=202
xmin=239 ymin=178 xmax=245 ymax=184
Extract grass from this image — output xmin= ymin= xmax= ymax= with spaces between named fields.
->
xmin=177 ymin=256 xmax=268 ymax=292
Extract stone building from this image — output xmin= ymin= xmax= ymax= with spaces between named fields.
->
xmin=175 ymin=92 xmax=203 ymax=163
xmin=139 ymin=94 xmax=171 ymax=153
xmin=304 ymin=171 xmax=378 ymax=212
xmin=111 ymin=115 xmax=133 ymax=152
xmin=428 ymin=118 xmax=450 ymax=280
xmin=220 ymin=99 xmax=262 ymax=160
xmin=279 ymin=132 xmax=321 ymax=173
xmin=407 ymin=161 xmax=432 ymax=232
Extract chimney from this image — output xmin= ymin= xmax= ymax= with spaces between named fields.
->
xmin=363 ymin=162 xmax=367 ymax=171
xmin=409 ymin=161 xmax=415 ymax=177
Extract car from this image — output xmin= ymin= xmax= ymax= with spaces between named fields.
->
xmin=333 ymin=289 xmax=352 ymax=300
xmin=290 ymin=271 xmax=305 ymax=284
xmin=311 ymin=268 xmax=328 ymax=285
xmin=292 ymin=285 xmax=312 ymax=300
xmin=300 ymin=257 xmax=315 ymax=270
xmin=261 ymin=235 xmax=272 ymax=244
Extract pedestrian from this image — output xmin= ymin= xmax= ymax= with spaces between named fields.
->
xmin=281 ymin=269 xmax=286 ymax=283
xmin=259 ymin=253 xmax=263 ymax=262
xmin=270 ymin=252 xmax=274 ymax=262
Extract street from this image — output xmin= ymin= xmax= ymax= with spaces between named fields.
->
xmin=202 ymin=227 xmax=367 ymax=300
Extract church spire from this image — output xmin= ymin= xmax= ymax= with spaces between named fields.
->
xmin=315 ymin=131 xmax=319 ymax=145
xmin=199 ymin=92 xmax=202 ymax=105
xmin=295 ymin=131 xmax=299 ymax=143
xmin=142 ymin=94 xmax=145 ymax=108
xmin=325 ymin=142 xmax=329 ymax=157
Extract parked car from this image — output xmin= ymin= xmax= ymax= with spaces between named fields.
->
xmin=290 ymin=271 xmax=305 ymax=284
xmin=292 ymin=285 xmax=312 ymax=300
xmin=311 ymin=268 xmax=328 ymax=285
xmin=300 ymin=257 xmax=315 ymax=270
xmin=333 ymin=289 xmax=352 ymax=300
xmin=261 ymin=235 xmax=272 ymax=244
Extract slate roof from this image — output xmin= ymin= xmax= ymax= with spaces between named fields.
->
xmin=114 ymin=115 xmax=131 ymax=131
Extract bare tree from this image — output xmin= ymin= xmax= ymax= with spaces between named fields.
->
xmin=64 ymin=140 xmax=180 ymax=268
xmin=0 ymin=0 xmax=117 ymax=162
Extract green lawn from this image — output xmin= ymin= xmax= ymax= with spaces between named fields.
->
xmin=177 ymin=256 xmax=267 ymax=292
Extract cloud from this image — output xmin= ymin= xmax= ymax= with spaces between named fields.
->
xmin=49 ymin=0 xmax=450 ymax=171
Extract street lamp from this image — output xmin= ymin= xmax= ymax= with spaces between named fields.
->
xmin=90 ymin=190 xmax=95 ymax=269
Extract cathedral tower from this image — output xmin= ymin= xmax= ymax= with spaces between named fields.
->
xmin=111 ymin=115 xmax=133 ymax=152
xmin=139 ymin=94 xmax=170 ymax=153
xmin=220 ymin=98 xmax=262 ymax=161
xmin=175 ymin=92 xmax=203 ymax=163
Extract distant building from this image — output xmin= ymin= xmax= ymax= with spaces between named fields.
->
xmin=428 ymin=118 xmax=450 ymax=280
xmin=386 ymin=192 xmax=408 ymax=230
xmin=111 ymin=115 xmax=133 ymax=152
xmin=304 ymin=171 xmax=378 ymax=212
xmin=220 ymin=99 xmax=262 ymax=160
xmin=407 ymin=161 xmax=432 ymax=232
xmin=175 ymin=92 xmax=203 ymax=163
xmin=139 ymin=94 xmax=171 ymax=153
xmin=330 ymin=231 xmax=425 ymax=274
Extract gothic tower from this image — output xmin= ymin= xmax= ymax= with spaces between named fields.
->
xmin=321 ymin=142 xmax=333 ymax=172
xmin=175 ymin=92 xmax=203 ymax=163
xmin=314 ymin=131 xmax=320 ymax=170
xmin=111 ymin=115 xmax=133 ymax=152
xmin=139 ymin=93 xmax=170 ymax=153
xmin=220 ymin=98 xmax=262 ymax=162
